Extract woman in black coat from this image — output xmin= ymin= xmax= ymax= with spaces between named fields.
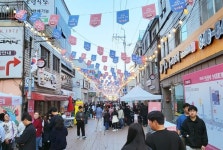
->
xmin=122 ymin=123 xmax=152 ymax=150
xmin=50 ymin=117 xmax=68 ymax=150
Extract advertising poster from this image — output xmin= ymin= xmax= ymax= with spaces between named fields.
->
xmin=183 ymin=63 xmax=223 ymax=149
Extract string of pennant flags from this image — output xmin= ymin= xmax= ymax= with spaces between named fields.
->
xmin=14 ymin=0 xmax=192 ymax=92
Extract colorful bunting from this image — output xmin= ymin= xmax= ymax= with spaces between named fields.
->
xmin=81 ymin=53 xmax=86 ymax=59
xmin=117 ymin=9 xmax=129 ymax=25
xmin=169 ymin=0 xmax=186 ymax=12
xmin=187 ymin=0 xmax=194 ymax=5
xmin=97 ymin=46 xmax=104 ymax=55
xmin=109 ymin=50 xmax=116 ymax=58
xmin=15 ymin=10 xmax=27 ymax=21
xmin=91 ymin=55 xmax=97 ymax=61
xmin=68 ymin=15 xmax=79 ymax=27
xmin=29 ymin=12 xmax=41 ymax=23
xmin=102 ymin=56 xmax=107 ymax=62
xmin=84 ymin=41 xmax=91 ymax=51
xmin=90 ymin=14 xmax=102 ymax=27
xmin=52 ymin=28 xmax=62 ymax=39
xmin=125 ymin=56 xmax=131 ymax=64
xmin=103 ymin=65 xmax=107 ymax=71
xmin=142 ymin=4 xmax=156 ymax=20
xmin=49 ymin=14 xmax=59 ymax=26
xmin=34 ymin=20 xmax=45 ymax=31
xmin=68 ymin=35 xmax=77 ymax=45
xmin=61 ymin=49 xmax=67 ymax=55
xmin=70 ymin=51 xmax=76 ymax=59
xmin=121 ymin=52 xmax=126 ymax=60
xmin=113 ymin=56 xmax=119 ymax=63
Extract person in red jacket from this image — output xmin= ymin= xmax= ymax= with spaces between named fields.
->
xmin=33 ymin=112 xmax=43 ymax=150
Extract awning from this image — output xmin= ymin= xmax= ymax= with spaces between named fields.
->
xmin=31 ymin=92 xmax=68 ymax=101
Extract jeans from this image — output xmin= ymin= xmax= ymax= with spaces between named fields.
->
xmin=36 ymin=136 xmax=42 ymax=150
xmin=119 ymin=118 xmax=124 ymax=129
xmin=104 ymin=122 xmax=109 ymax=130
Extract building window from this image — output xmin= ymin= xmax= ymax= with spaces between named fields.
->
xmin=53 ymin=55 xmax=60 ymax=72
xmin=181 ymin=24 xmax=188 ymax=42
xmin=175 ymin=28 xmax=181 ymax=47
xmin=152 ymin=29 xmax=157 ymax=40
xmin=200 ymin=0 xmax=223 ymax=24
xmin=40 ymin=45 xmax=50 ymax=68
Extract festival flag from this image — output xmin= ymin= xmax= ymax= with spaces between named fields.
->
xmin=29 ymin=12 xmax=41 ymax=23
xmin=169 ymin=0 xmax=186 ymax=12
xmin=70 ymin=51 xmax=76 ymax=60
xmin=91 ymin=55 xmax=97 ymax=61
xmin=95 ymin=63 xmax=100 ymax=69
xmin=49 ymin=14 xmax=59 ymax=27
xmin=117 ymin=69 xmax=121 ymax=74
xmin=84 ymin=41 xmax=91 ymax=51
xmin=78 ymin=57 xmax=83 ymax=63
xmin=141 ymin=56 xmax=147 ymax=64
xmin=187 ymin=0 xmax=194 ymax=5
xmin=52 ymin=28 xmax=62 ymax=39
xmin=117 ymin=9 xmax=129 ymax=25
xmin=113 ymin=56 xmax=119 ymax=63
xmin=61 ymin=49 xmax=66 ymax=55
xmin=121 ymin=52 xmax=126 ymax=60
xmin=68 ymin=35 xmax=77 ymax=45
xmin=103 ymin=65 xmax=107 ymax=71
xmin=97 ymin=46 xmax=104 ymax=55
xmin=15 ymin=10 xmax=27 ymax=21
xmin=68 ymin=15 xmax=79 ymax=27
xmin=111 ymin=68 xmax=115 ymax=73
xmin=125 ymin=56 xmax=131 ymax=64
xmin=132 ymin=54 xmax=137 ymax=62
xmin=109 ymin=50 xmax=116 ymax=58
xmin=102 ymin=56 xmax=107 ymax=62
xmin=90 ymin=14 xmax=102 ymax=27
xmin=81 ymin=53 xmax=86 ymax=59
xmin=34 ymin=20 xmax=45 ymax=31
xmin=142 ymin=4 xmax=156 ymax=20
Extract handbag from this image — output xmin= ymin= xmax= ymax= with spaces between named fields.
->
xmin=112 ymin=115 xmax=119 ymax=123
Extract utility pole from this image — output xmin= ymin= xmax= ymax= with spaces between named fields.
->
xmin=112 ymin=28 xmax=127 ymax=95
xmin=27 ymin=37 xmax=34 ymax=100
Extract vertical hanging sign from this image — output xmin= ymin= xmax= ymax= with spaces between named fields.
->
xmin=169 ymin=0 xmax=186 ymax=12
xmin=84 ymin=41 xmax=91 ymax=51
xmin=68 ymin=15 xmax=79 ymax=27
xmin=97 ymin=46 xmax=104 ymax=55
xmin=68 ymin=35 xmax=77 ymax=45
xmin=142 ymin=4 xmax=156 ymax=20
xmin=90 ymin=14 xmax=102 ymax=27
xmin=117 ymin=9 xmax=129 ymax=25
xmin=49 ymin=14 xmax=59 ymax=27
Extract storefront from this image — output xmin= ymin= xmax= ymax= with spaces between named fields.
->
xmin=160 ymin=8 xmax=223 ymax=149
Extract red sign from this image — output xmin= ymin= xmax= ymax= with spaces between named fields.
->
xmin=15 ymin=10 xmax=27 ymax=20
xmin=6 ymin=57 xmax=21 ymax=76
xmin=125 ymin=57 xmax=131 ymax=64
xmin=0 ymin=96 xmax=12 ymax=105
xmin=103 ymin=65 xmax=107 ymax=71
xmin=121 ymin=52 xmax=126 ymax=60
xmin=68 ymin=36 xmax=77 ymax=45
xmin=87 ymin=60 xmax=92 ymax=66
xmin=142 ymin=4 xmax=156 ymax=20
xmin=81 ymin=53 xmax=86 ymax=59
xmin=34 ymin=20 xmax=45 ymax=31
xmin=49 ymin=14 xmax=59 ymax=27
xmin=97 ymin=46 xmax=104 ymax=55
xmin=90 ymin=14 xmax=102 ymax=27
xmin=28 ymin=99 xmax=34 ymax=117
xmin=102 ymin=56 xmax=107 ymax=62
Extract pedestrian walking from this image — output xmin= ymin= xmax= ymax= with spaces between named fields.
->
xmin=145 ymin=111 xmax=185 ymax=150
xmin=0 ymin=119 xmax=5 ymax=150
xmin=111 ymin=108 xmax=119 ymax=131
xmin=33 ymin=112 xmax=43 ymax=150
xmin=118 ymin=106 xmax=125 ymax=129
xmin=122 ymin=123 xmax=152 ymax=150
xmin=42 ymin=115 xmax=51 ymax=150
xmin=15 ymin=112 xmax=36 ymax=150
xmin=181 ymin=105 xmax=208 ymax=150
xmin=95 ymin=104 xmax=103 ymax=131
xmin=176 ymin=103 xmax=190 ymax=135
xmin=103 ymin=107 xmax=110 ymax=130
xmin=76 ymin=106 xmax=86 ymax=139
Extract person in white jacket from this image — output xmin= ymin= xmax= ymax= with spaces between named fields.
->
xmin=118 ymin=106 xmax=125 ymax=129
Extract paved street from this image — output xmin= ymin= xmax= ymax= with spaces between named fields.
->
xmin=66 ymin=118 xmax=143 ymax=150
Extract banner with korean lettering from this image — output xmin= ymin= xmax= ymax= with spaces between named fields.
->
xmin=97 ymin=46 xmax=104 ymax=55
xmin=68 ymin=15 xmax=79 ymax=27
xmin=90 ymin=14 xmax=102 ymax=27
xmin=15 ymin=10 xmax=27 ymax=21
xmin=29 ymin=12 xmax=41 ymax=23
xmin=109 ymin=50 xmax=116 ymax=58
xmin=117 ymin=9 xmax=129 ymax=25
xmin=102 ymin=56 xmax=107 ymax=62
xmin=169 ymin=0 xmax=186 ymax=12
xmin=27 ymin=0 xmax=54 ymax=24
xmin=113 ymin=56 xmax=119 ymax=63
xmin=91 ymin=55 xmax=97 ymax=61
xmin=52 ymin=28 xmax=62 ymax=39
xmin=142 ymin=4 xmax=156 ymax=20
xmin=49 ymin=14 xmax=59 ymax=27
xmin=81 ymin=53 xmax=86 ymax=59
xmin=34 ymin=20 xmax=45 ymax=31
xmin=68 ymin=35 xmax=77 ymax=45
xmin=84 ymin=41 xmax=91 ymax=51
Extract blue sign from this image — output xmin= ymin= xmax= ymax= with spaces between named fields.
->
xmin=132 ymin=54 xmax=137 ymax=62
xmin=169 ymin=0 xmax=186 ymax=12
xmin=70 ymin=51 xmax=76 ymax=59
xmin=109 ymin=50 xmax=116 ymax=58
xmin=113 ymin=56 xmax=119 ymax=63
xmin=95 ymin=63 xmax=100 ymax=69
xmin=29 ymin=12 xmax=41 ymax=23
xmin=68 ymin=15 xmax=79 ymax=27
xmin=19 ymin=13 xmax=27 ymax=21
xmin=117 ymin=9 xmax=129 ymax=25
xmin=91 ymin=55 xmax=97 ymax=61
xmin=52 ymin=28 xmax=62 ymax=39
xmin=78 ymin=57 xmax=83 ymax=63
xmin=84 ymin=41 xmax=91 ymax=51
xmin=111 ymin=67 xmax=115 ymax=73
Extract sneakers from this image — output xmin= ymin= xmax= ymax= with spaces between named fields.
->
xmin=112 ymin=129 xmax=116 ymax=131
xmin=77 ymin=136 xmax=80 ymax=139
xmin=82 ymin=136 xmax=87 ymax=139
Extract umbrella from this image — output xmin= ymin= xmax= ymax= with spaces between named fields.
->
xmin=67 ymin=96 xmax=74 ymax=112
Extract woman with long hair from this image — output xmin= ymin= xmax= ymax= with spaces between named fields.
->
xmin=121 ymin=123 xmax=151 ymax=150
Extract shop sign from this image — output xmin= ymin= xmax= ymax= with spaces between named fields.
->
xmin=199 ymin=18 xmax=223 ymax=49
xmin=160 ymin=41 xmax=198 ymax=74
xmin=37 ymin=69 xmax=56 ymax=89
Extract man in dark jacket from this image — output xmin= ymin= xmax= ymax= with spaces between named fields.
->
xmin=76 ymin=106 xmax=86 ymax=139
xmin=181 ymin=105 xmax=208 ymax=150
xmin=16 ymin=112 xmax=36 ymax=150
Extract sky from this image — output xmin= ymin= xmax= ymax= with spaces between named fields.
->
xmin=64 ymin=0 xmax=158 ymax=73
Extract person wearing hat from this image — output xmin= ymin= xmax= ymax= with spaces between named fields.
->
xmin=75 ymin=106 xmax=86 ymax=139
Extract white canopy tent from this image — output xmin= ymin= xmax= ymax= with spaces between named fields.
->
xmin=120 ymin=85 xmax=162 ymax=102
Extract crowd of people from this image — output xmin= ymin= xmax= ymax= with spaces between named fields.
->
xmin=0 ymin=102 xmax=208 ymax=150
xmin=0 ymin=107 xmax=67 ymax=150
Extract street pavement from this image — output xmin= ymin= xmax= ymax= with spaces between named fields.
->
xmin=66 ymin=118 xmax=145 ymax=150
